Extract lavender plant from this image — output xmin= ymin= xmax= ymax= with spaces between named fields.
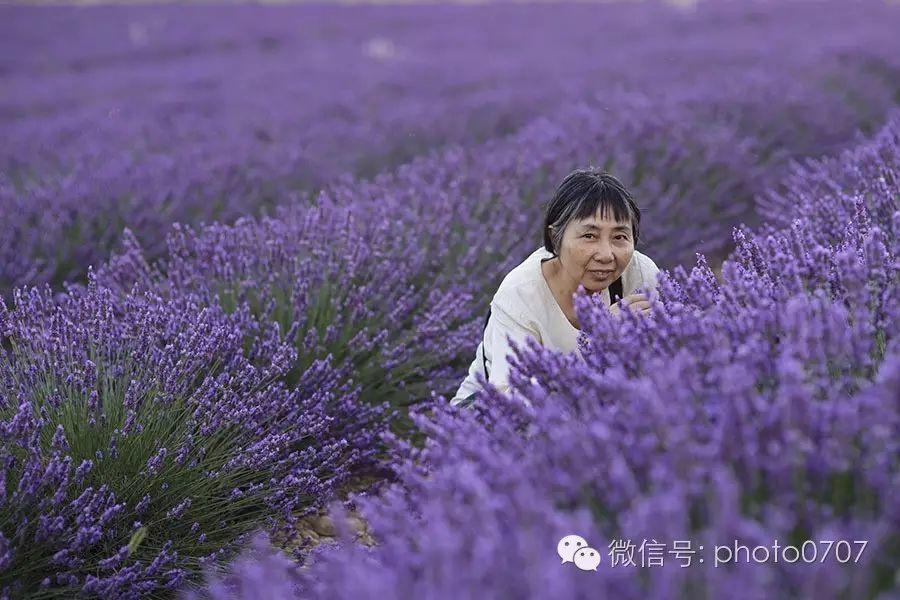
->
xmin=207 ymin=106 xmax=900 ymax=599
xmin=757 ymin=107 xmax=900 ymax=244
xmin=180 ymin=532 xmax=304 ymax=600
xmin=0 ymin=272 xmax=384 ymax=598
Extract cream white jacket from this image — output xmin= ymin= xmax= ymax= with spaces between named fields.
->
xmin=450 ymin=245 xmax=660 ymax=405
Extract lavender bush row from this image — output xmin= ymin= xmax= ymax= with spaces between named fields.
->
xmin=94 ymin=81 xmax=894 ymax=415
xmin=0 ymin=272 xmax=385 ymax=598
xmin=3 ymin=0 xmax=900 ymax=295
xmin=91 ymin=91 xmax=762 ymax=418
xmin=757 ymin=105 xmax=900 ymax=244
xmin=196 ymin=110 xmax=900 ymax=598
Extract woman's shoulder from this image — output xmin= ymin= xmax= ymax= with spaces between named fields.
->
xmin=491 ymin=247 xmax=551 ymax=318
xmin=493 ymin=247 xmax=549 ymax=295
xmin=631 ymin=249 xmax=660 ymax=273
xmin=624 ymin=250 xmax=661 ymax=294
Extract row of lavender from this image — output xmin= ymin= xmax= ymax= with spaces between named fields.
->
xmin=87 ymin=85 xmax=869 ymax=421
xmin=199 ymin=105 xmax=900 ymax=600
xmin=3 ymin=1 xmax=900 ymax=295
xmin=0 ymin=275 xmax=388 ymax=597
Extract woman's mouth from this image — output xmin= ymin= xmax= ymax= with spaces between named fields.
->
xmin=589 ymin=269 xmax=615 ymax=280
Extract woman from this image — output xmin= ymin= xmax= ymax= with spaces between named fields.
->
xmin=450 ymin=168 xmax=660 ymax=407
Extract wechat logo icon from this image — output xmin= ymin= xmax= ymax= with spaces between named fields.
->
xmin=557 ymin=534 xmax=601 ymax=571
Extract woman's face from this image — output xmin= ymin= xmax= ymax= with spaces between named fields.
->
xmin=555 ymin=207 xmax=635 ymax=293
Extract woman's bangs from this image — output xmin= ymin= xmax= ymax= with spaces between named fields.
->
xmin=574 ymin=192 xmax=633 ymax=228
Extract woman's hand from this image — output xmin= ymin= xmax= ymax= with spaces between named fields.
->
xmin=609 ymin=293 xmax=652 ymax=317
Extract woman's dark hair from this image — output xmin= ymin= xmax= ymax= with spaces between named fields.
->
xmin=542 ymin=168 xmax=642 ymax=256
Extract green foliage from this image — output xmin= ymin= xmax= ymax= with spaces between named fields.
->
xmin=0 ymin=338 xmax=298 ymax=597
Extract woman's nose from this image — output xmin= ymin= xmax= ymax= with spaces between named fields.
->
xmin=593 ymin=243 xmax=615 ymax=263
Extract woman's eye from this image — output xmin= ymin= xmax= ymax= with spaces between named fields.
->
xmin=583 ymin=234 xmax=596 ymax=239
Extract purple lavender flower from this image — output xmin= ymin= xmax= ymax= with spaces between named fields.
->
xmin=0 ymin=271 xmax=385 ymax=596
xmin=180 ymin=532 xmax=304 ymax=600
xmin=281 ymin=113 xmax=900 ymax=598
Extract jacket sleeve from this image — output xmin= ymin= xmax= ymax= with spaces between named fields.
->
xmin=484 ymin=295 xmax=541 ymax=393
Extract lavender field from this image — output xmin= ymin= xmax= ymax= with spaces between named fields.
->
xmin=1 ymin=0 xmax=899 ymax=598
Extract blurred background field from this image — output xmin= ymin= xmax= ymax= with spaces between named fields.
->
xmin=3 ymin=1 xmax=899 ymax=294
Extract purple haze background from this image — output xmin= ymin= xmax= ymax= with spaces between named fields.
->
xmin=2 ymin=0 xmax=900 ymax=294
